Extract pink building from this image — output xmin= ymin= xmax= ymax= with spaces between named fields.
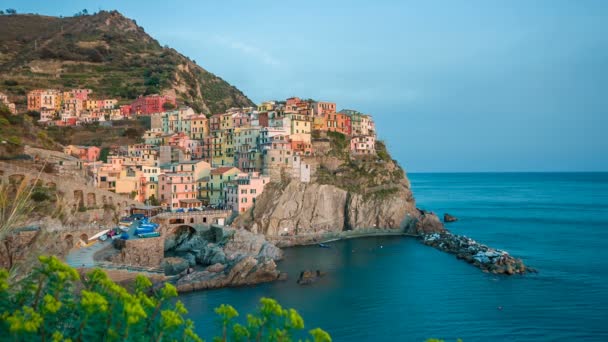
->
xmin=79 ymin=146 xmax=101 ymax=162
xmin=158 ymin=172 xmax=200 ymax=209
xmin=350 ymin=135 xmax=376 ymax=155
xmin=311 ymin=101 xmax=336 ymax=117
xmin=232 ymin=112 xmax=251 ymax=128
xmin=226 ymin=172 xmax=270 ymax=213
xmin=167 ymin=132 xmax=200 ymax=155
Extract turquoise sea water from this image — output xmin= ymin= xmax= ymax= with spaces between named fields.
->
xmin=181 ymin=173 xmax=608 ymax=341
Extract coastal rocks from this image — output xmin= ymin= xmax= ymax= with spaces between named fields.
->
xmin=206 ymin=263 xmax=226 ymax=273
xmin=164 ymin=225 xmax=286 ymax=291
xmin=407 ymin=210 xmax=445 ymax=235
xmin=176 ymin=256 xmax=285 ymax=292
xmin=422 ymin=232 xmax=532 ymax=275
xmin=297 ymin=270 xmax=326 ymax=285
xmin=444 ymin=213 xmax=458 ymax=223
xmin=162 ymin=257 xmax=189 ymax=276
xmin=195 ymin=243 xmax=226 ymax=266
xmin=224 ymin=228 xmax=283 ymax=261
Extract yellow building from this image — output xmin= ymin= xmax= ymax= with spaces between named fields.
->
xmin=85 ymin=99 xmax=99 ymax=111
xmin=188 ymin=115 xmax=209 ymax=140
xmin=286 ymin=113 xmax=311 ymax=135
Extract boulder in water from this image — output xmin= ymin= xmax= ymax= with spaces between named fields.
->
xmin=297 ymin=270 xmax=326 ymax=285
xmin=444 ymin=213 xmax=458 ymax=223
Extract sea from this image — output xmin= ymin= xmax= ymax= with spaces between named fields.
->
xmin=180 ymin=173 xmax=608 ymax=341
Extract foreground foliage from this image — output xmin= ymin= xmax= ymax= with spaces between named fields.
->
xmin=0 ymin=256 xmax=331 ymax=341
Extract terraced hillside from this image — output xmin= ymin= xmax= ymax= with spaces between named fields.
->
xmin=0 ymin=11 xmax=254 ymax=114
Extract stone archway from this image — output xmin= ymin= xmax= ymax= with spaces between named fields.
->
xmin=172 ymin=225 xmax=196 ymax=236
xmin=189 ymin=217 xmax=195 ymax=224
xmin=87 ymin=193 xmax=96 ymax=207
xmin=169 ymin=218 xmax=185 ymax=224
xmin=102 ymin=195 xmax=107 ymax=205
xmin=80 ymin=233 xmax=88 ymax=245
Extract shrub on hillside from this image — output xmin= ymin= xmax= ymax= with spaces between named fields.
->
xmin=0 ymin=256 xmax=332 ymax=341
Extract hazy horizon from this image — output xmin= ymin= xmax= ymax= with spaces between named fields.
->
xmin=5 ymin=0 xmax=607 ymax=172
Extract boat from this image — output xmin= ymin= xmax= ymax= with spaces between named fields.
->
xmin=137 ymin=232 xmax=160 ymax=238
xmin=318 ymin=243 xmax=331 ymax=249
xmin=136 ymin=227 xmax=155 ymax=234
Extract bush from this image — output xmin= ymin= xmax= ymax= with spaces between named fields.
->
xmin=0 ymin=257 xmax=332 ymax=341
xmin=3 ymin=80 xmax=18 ymax=86
xmin=30 ymin=189 xmax=50 ymax=202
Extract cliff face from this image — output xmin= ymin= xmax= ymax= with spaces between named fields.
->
xmin=233 ymin=133 xmax=436 ymax=241
xmin=239 ymin=180 xmax=419 ymax=237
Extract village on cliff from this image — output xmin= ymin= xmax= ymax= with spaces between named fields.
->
xmin=2 ymin=89 xmax=378 ymax=214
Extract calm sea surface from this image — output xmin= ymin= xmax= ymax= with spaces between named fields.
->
xmin=181 ymin=173 xmax=608 ymax=341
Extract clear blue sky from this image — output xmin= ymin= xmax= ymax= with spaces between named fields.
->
xmin=5 ymin=0 xmax=608 ymax=172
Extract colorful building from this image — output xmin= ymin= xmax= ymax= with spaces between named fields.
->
xmin=226 ymin=172 xmax=270 ymax=213
xmin=206 ymin=166 xmax=240 ymax=205
xmin=129 ymin=94 xmax=176 ymax=115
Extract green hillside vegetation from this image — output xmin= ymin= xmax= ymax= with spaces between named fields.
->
xmin=0 ymin=105 xmax=59 ymax=157
xmin=315 ymin=132 xmax=407 ymax=196
xmin=0 ymin=10 xmax=254 ymax=114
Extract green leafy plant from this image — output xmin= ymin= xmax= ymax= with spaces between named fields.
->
xmin=0 ymin=257 xmax=332 ymax=342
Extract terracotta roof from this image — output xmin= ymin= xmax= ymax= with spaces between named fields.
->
xmin=211 ymin=166 xmax=237 ymax=175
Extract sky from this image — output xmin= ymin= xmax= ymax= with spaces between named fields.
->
xmin=4 ymin=0 xmax=608 ymax=172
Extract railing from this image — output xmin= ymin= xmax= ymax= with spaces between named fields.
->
xmin=155 ymin=210 xmax=232 ymax=219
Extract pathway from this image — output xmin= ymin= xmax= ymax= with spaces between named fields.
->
xmin=65 ymin=240 xmax=111 ymax=268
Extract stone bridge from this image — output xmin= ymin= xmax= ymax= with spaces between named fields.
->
xmin=0 ymin=161 xmax=139 ymax=214
xmin=152 ymin=210 xmax=233 ymax=234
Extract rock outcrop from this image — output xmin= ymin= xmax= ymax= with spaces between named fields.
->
xmin=444 ymin=213 xmax=458 ymax=223
xmin=163 ymin=225 xmax=285 ymax=292
xmin=162 ymin=257 xmax=189 ymax=276
xmin=176 ymin=256 xmax=285 ymax=292
xmin=297 ymin=270 xmax=326 ymax=285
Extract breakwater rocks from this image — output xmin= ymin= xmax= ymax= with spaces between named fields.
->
xmin=422 ymin=233 xmax=534 ymax=275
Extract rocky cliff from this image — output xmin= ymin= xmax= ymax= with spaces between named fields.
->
xmin=233 ymin=133 xmax=443 ymax=243
xmin=161 ymin=225 xmax=285 ymax=292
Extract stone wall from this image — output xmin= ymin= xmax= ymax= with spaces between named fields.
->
xmin=111 ymin=237 xmax=164 ymax=268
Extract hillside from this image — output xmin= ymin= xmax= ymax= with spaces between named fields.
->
xmin=0 ymin=11 xmax=254 ymax=114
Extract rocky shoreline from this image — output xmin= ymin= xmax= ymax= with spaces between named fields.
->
xmin=160 ymin=226 xmax=287 ymax=293
xmin=421 ymin=232 xmax=534 ymax=275
xmin=172 ymin=210 xmax=534 ymax=293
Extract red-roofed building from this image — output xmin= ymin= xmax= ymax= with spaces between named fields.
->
xmin=129 ymin=95 xmax=176 ymax=115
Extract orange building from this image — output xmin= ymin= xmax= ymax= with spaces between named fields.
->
xmin=325 ymin=112 xmax=352 ymax=136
